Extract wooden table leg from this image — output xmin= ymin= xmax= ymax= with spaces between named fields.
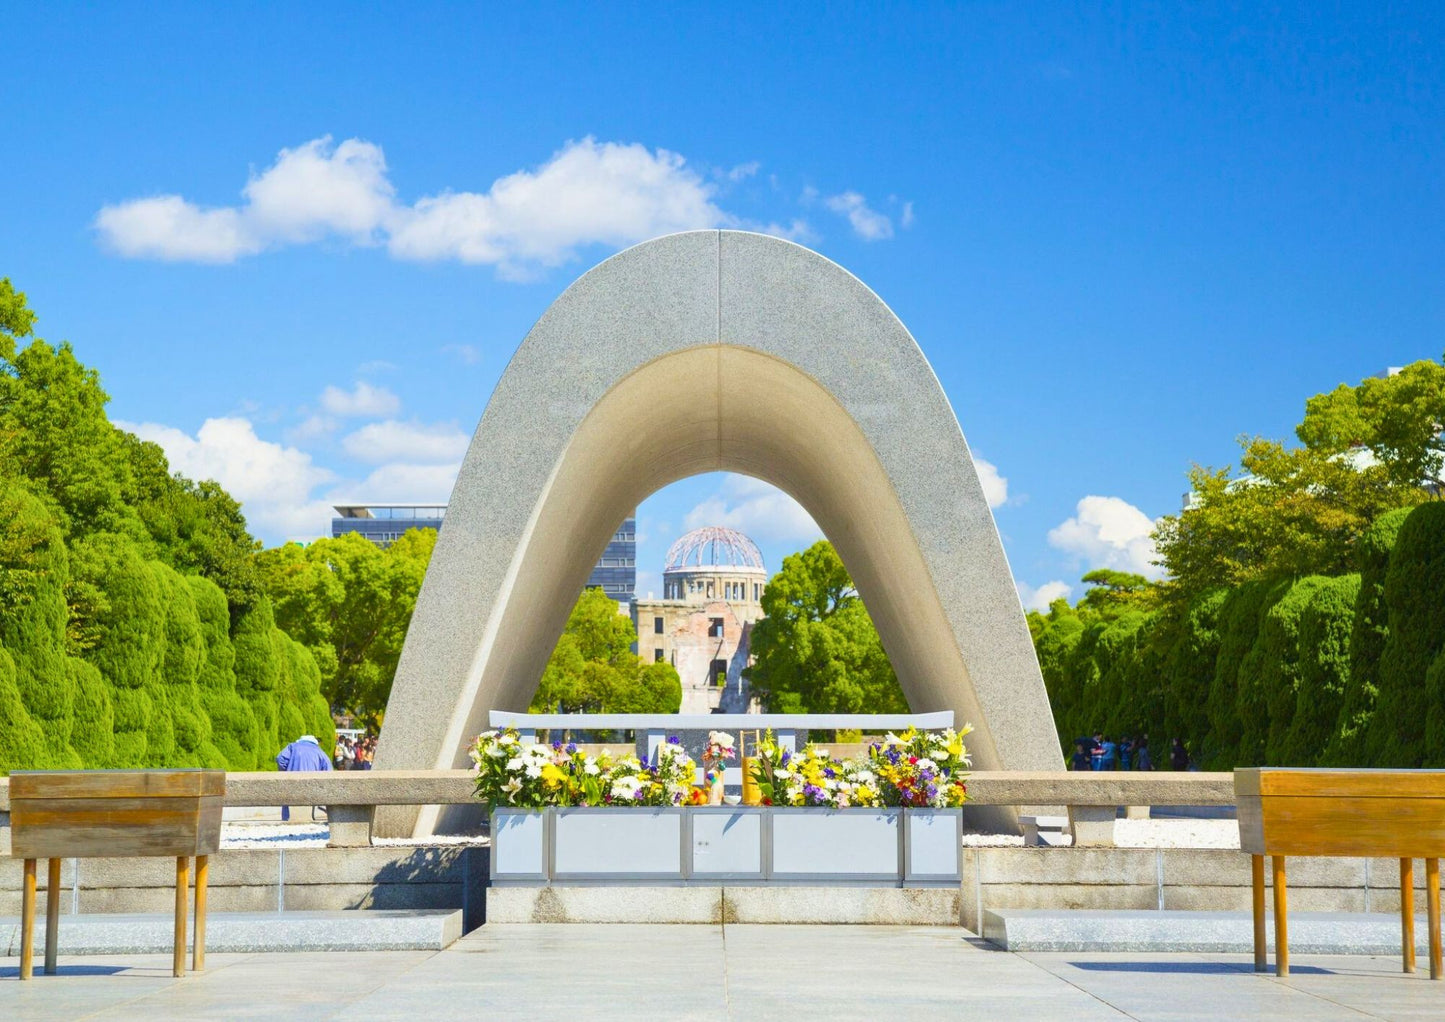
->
xmin=20 ymin=858 xmax=36 ymax=981
xmin=1403 ymin=857 xmax=1416 ymax=973
xmin=1252 ymin=854 xmax=1267 ymax=972
xmin=44 ymin=858 xmax=62 ymax=975
xmin=173 ymin=856 xmax=189 ymax=979
xmin=192 ymin=855 xmax=208 ymax=973
xmin=1428 ymin=857 xmax=1442 ymax=981
xmin=1272 ymin=855 xmax=1289 ymax=978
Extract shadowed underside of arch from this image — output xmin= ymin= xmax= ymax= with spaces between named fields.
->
xmin=374 ymin=230 xmax=1062 ymax=837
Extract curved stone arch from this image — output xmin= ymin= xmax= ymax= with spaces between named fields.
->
xmin=375 ymin=230 xmax=1062 ymax=834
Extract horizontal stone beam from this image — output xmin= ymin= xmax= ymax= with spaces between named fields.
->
xmin=0 ymin=771 xmax=1235 ymax=812
xmin=964 ymin=772 xmax=1235 ymax=807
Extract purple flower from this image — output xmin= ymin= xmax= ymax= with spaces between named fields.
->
xmin=823 ymin=767 xmax=836 ymax=779
xmin=668 ymin=735 xmax=681 ymax=745
xmin=552 ymin=741 xmax=563 ymax=751
xmin=565 ymin=742 xmax=577 ymax=754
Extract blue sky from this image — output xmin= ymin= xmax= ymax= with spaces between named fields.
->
xmin=3 ymin=3 xmax=1442 ymax=607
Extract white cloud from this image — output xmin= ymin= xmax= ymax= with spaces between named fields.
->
xmin=388 ymin=138 xmax=728 ymax=276
xmin=341 ymin=420 xmax=470 ymax=464
xmin=753 ymin=218 xmax=817 ymax=244
xmin=240 ymin=137 xmax=394 ymax=245
xmin=116 ymin=416 xmax=336 ymax=540
xmin=900 ymin=201 xmax=915 ymax=229
xmin=94 ymin=196 xmax=259 ymax=262
xmin=345 ymin=461 xmax=461 ymax=504
xmin=974 ymin=457 xmax=1008 ymax=509
xmin=825 ymin=191 xmax=894 ymax=241
xmin=358 ymin=359 xmax=398 ymax=375
xmin=1018 ymin=579 xmax=1073 ymax=612
xmin=1047 ymin=495 xmax=1163 ymax=579
xmin=441 ymin=343 xmax=481 ymax=365
xmin=319 ymin=381 xmax=401 ymax=418
xmin=683 ymin=474 xmax=822 ymax=548
xmin=287 ymin=414 xmax=338 ymax=445
xmin=97 ymin=135 xmax=911 ymax=272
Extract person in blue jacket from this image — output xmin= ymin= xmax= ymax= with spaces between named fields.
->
xmin=276 ymin=734 xmax=331 ymax=820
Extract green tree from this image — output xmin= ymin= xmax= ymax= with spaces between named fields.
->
xmin=1153 ymin=356 xmax=1443 ymax=605
xmin=746 ymin=541 xmax=908 ymax=714
xmin=531 ymin=587 xmax=681 ymax=713
xmin=254 ymin=528 xmax=436 ymax=726
xmin=1369 ymin=503 xmax=1445 ymax=765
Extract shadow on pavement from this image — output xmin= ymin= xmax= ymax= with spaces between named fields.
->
xmin=1067 ymin=961 xmax=1333 ymax=976
xmin=0 ymin=965 xmax=133 ymax=978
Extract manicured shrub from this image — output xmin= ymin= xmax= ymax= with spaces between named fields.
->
xmin=1336 ymin=508 xmax=1413 ymax=762
xmin=1370 ymin=503 xmax=1445 ymax=766
xmin=1282 ymin=574 xmax=1360 ymax=765
xmin=1255 ymin=576 xmax=1332 ymax=765
xmin=233 ymin=599 xmax=283 ymax=767
xmin=189 ymin=575 xmax=258 ymax=769
xmin=1164 ymin=590 xmax=1227 ymax=756
xmin=68 ymin=658 xmax=115 ymax=767
xmin=1205 ymin=581 xmax=1271 ymax=767
xmin=0 ymin=646 xmax=49 ymax=772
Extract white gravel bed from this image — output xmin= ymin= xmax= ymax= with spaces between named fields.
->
xmin=1114 ymin=817 xmax=1239 ymax=848
xmin=220 ymin=821 xmax=488 ymax=848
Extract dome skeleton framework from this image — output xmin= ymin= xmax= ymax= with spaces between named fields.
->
xmin=663 ymin=526 xmax=766 ymax=574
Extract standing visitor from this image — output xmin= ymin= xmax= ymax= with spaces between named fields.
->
xmin=1089 ymin=733 xmax=1106 ymax=770
xmin=1097 ymin=735 xmax=1118 ymax=771
xmin=1169 ymin=737 xmax=1191 ymax=771
xmin=1069 ymin=741 xmax=1091 ymax=771
xmin=276 ymin=734 xmax=331 ymax=820
xmin=1133 ymin=736 xmax=1153 ymax=771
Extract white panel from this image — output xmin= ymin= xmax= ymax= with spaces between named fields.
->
xmin=492 ymin=811 xmax=546 ymax=876
xmin=907 ymin=811 xmax=960 ymax=879
xmin=771 ymin=810 xmax=900 ymax=876
xmin=553 ymin=810 xmax=682 ymax=876
xmin=692 ymin=811 xmax=762 ymax=876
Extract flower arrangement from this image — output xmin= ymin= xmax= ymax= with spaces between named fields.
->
xmin=749 ymin=726 xmax=971 ymax=808
xmin=868 ymin=725 xmax=973 ymax=808
xmin=470 ymin=725 xmax=972 ymax=812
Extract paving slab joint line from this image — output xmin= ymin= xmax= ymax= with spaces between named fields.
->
xmin=1018 ymin=949 xmax=1142 ymax=1021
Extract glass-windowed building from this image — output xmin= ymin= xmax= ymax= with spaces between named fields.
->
xmin=331 ymin=505 xmax=636 ymax=601
xmin=332 ymin=504 xmax=447 ymax=547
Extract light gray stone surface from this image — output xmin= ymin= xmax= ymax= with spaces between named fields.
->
xmin=485 ymin=885 xmax=962 ymax=924
xmin=1069 ymin=805 xmax=1118 ymax=846
xmin=1 ymin=910 xmax=461 ymax=955
xmin=373 ymin=230 xmax=1063 ymax=837
xmin=984 ymin=908 xmax=1437 ymax=955
xmin=7 ymin=924 xmax=1445 ymax=1020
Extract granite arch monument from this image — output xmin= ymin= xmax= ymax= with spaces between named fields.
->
xmin=374 ymin=230 xmax=1062 ymax=836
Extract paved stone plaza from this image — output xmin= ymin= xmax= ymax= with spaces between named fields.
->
xmin=4 ymin=924 xmax=1442 ymax=1021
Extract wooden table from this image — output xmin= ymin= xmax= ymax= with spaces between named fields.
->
xmin=1237 ymin=768 xmax=1445 ymax=979
xmin=10 ymin=769 xmax=224 ymax=981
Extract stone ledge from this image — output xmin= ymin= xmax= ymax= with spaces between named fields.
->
xmin=485 ymin=886 xmax=962 ymax=925
xmin=0 ymin=909 xmax=462 ymax=955
xmin=983 ymin=908 xmax=1434 ymax=954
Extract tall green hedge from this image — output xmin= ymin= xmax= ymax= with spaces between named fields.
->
xmin=1029 ymin=499 xmax=1445 ymax=769
xmin=1282 ymin=574 xmax=1360 ymax=766
xmin=1369 ymin=503 xmax=1445 ymax=766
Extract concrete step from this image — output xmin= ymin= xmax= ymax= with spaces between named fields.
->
xmin=984 ymin=908 xmax=1434 ymax=955
xmin=1 ymin=909 xmax=462 ymax=956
